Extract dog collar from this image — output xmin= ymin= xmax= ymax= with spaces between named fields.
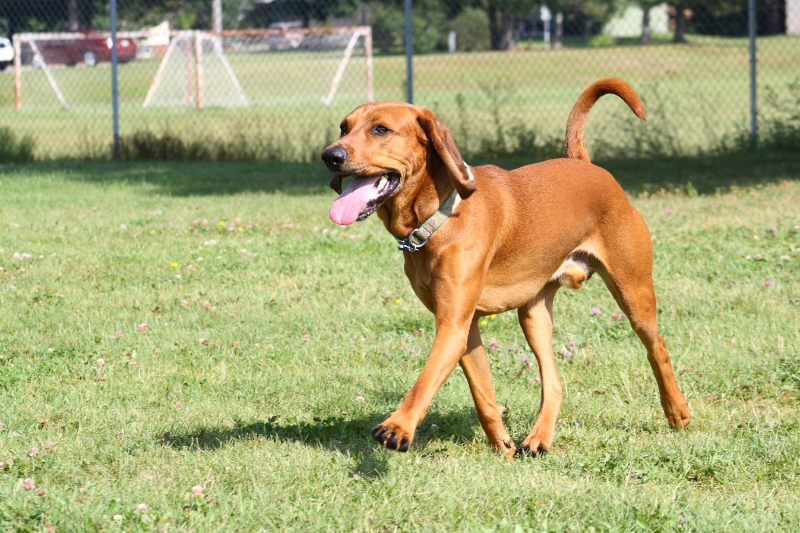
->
xmin=395 ymin=163 xmax=474 ymax=253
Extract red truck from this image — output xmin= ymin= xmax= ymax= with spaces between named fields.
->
xmin=34 ymin=31 xmax=137 ymax=67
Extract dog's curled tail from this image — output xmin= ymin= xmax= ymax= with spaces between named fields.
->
xmin=564 ymin=77 xmax=646 ymax=162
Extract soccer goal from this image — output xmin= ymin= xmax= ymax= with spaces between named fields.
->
xmin=143 ymin=27 xmax=374 ymax=110
xmin=12 ymin=31 xmax=147 ymax=110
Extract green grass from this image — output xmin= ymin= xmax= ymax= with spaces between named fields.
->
xmin=1 ymin=152 xmax=800 ymax=531
xmin=1 ymin=33 xmax=798 ymax=159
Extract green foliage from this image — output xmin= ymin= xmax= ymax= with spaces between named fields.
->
xmin=368 ymin=2 xmax=404 ymax=55
xmin=593 ymin=84 xmax=687 ymax=159
xmin=411 ymin=6 xmax=446 ymax=54
xmin=587 ymin=33 xmax=615 ymax=47
xmin=450 ymin=7 xmax=491 ymax=52
xmin=455 ymin=85 xmax=563 ymax=160
xmin=117 ymin=124 xmax=333 ymax=163
xmin=0 ymin=126 xmax=35 ymax=164
xmin=368 ymin=1 xmax=446 ymax=55
xmin=174 ymin=6 xmax=199 ymax=30
xmin=759 ymin=78 xmax=800 ymax=151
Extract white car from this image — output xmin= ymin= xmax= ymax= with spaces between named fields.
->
xmin=0 ymin=38 xmax=13 ymax=70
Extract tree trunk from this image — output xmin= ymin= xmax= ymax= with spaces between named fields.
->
xmin=554 ymin=11 xmax=563 ymax=49
xmin=673 ymin=4 xmax=687 ymax=43
xmin=499 ymin=11 xmax=515 ymax=50
xmin=68 ymin=0 xmax=79 ymax=31
xmin=488 ymin=4 xmax=501 ymax=50
xmin=640 ymin=5 xmax=652 ymax=44
xmin=765 ymin=0 xmax=784 ymax=35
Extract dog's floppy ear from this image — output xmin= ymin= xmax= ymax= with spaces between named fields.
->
xmin=418 ymin=109 xmax=476 ymax=198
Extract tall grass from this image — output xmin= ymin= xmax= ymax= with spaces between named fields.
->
xmin=0 ymin=127 xmax=35 ymax=164
xmin=112 ymin=79 xmax=800 ymax=164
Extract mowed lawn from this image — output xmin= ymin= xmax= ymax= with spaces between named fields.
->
xmin=1 ymin=152 xmax=800 ymax=531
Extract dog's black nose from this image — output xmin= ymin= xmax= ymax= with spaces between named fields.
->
xmin=321 ymin=147 xmax=348 ymax=169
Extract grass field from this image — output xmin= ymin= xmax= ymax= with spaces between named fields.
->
xmin=1 ymin=150 xmax=799 ymax=531
xmin=0 ymin=34 xmax=798 ymax=159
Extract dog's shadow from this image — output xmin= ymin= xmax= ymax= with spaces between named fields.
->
xmin=158 ymin=407 xmax=482 ymax=478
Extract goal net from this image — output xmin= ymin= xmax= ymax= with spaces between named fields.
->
xmin=144 ymin=27 xmax=374 ymax=110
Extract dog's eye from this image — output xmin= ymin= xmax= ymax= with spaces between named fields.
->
xmin=372 ymin=125 xmax=391 ymax=136
xmin=339 ymin=123 xmax=348 ymax=137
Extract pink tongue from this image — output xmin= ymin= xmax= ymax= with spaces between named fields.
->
xmin=329 ymin=175 xmax=382 ymax=225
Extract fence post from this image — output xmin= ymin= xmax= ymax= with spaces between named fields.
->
xmin=748 ymin=0 xmax=757 ymax=146
xmin=111 ymin=0 xmax=120 ymax=160
xmin=405 ymin=0 xmax=413 ymax=104
xmin=13 ymin=34 xmax=21 ymax=110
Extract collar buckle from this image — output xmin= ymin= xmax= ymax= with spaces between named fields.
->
xmin=396 ymin=228 xmax=426 ymax=253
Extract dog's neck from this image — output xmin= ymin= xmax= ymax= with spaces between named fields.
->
xmin=378 ymin=167 xmax=453 ymax=239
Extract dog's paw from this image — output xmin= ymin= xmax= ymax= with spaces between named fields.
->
xmin=666 ymin=404 xmax=691 ymax=430
xmin=371 ymin=415 xmax=414 ymax=452
xmin=500 ymin=439 xmax=517 ymax=459
xmin=514 ymin=443 xmax=548 ymax=458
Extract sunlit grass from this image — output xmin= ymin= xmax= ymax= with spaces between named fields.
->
xmin=0 ymin=155 xmax=799 ymax=531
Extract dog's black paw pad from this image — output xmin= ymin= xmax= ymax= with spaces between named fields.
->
xmin=398 ymin=437 xmax=410 ymax=452
xmin=515 ymin=444 xmax=547 ymax=458
xmin=371 ymin=425 xmax=388 ymax=442
xmin=385 ymin=431 xmax=398 ymax=449
xmin=536 ymin=444 xmax=548 ymax=456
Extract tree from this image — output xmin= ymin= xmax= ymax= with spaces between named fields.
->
xmin=669 ymin=0 xmax=748 ymax=43
xmin=544 ymin=0 xmax=619 ymax=48
xmin=68 ymin=0 xmax=79 ymax=30
xmin=638 ymin=0 xmax=662 ymax=43
xmin=484 ymin=0 xmax=536 ymax=50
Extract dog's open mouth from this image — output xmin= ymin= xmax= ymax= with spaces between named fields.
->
xmin=329 ymin=171 xmax=401 ymax=225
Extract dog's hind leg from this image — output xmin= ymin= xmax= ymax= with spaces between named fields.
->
xmin=595 ymin=213 xmax=690 ymax=429
xmin=461 ymin=319 xmax=516 ymax=458
xmin=516 ymin=283 xmax=562 ymax=457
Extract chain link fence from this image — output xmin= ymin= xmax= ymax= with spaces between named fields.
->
xmin=0 ymin=0 xmax=797 ymax=162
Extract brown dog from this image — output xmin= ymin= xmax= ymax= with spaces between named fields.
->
xmin=321 ymin=78 xmax=690 ymax=457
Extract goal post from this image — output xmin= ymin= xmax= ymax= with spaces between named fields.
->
xmin=143 ymin=26 xmax=374 ymax=110
xmin=13 ymin=30 xmax=148 ymax=110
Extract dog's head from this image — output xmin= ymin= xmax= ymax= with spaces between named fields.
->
xmin=321 ymin=101 xmax=475 ymax=226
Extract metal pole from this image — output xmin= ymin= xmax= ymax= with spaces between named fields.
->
xmin=404 ymin=0 xmax=413 ymax=104
xmin=111 ymin=0 xmax=120 ymax=160
xmin=748 ymin=0 xmax=757 ymax=146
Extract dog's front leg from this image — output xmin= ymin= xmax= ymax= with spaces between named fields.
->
xmin=372 ymin=273 xmax=481 ymax=452
xmin=461 ymin=319 xmax=516 ymax=458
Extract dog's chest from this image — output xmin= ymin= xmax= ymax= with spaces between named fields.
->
xmin=402 ymin=254 xmax=435 ymax=311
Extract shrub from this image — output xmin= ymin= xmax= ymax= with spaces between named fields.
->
xmin=0 ymin=127 xmax=36 ymax=163
xmin=369 ymin=3 xmax=404 ymax=55
xmin=587 ymin=34 xmax=615 ymax=47
xmin=367 ymin=1 xmax=446 ymax=55
xmin=759 ymin=78 xmax=800 ymax=151
xmin=450 ymin=8 xmax=490 ymax=52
